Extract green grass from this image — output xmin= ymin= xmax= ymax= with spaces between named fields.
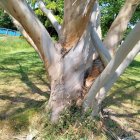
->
xmin=0 ymin=36 xmax=49 ymax=139
xmin=0 ymin=36 xmax=140 ymax=139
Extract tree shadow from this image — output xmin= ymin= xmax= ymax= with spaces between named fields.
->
xmin=0 ymin=94 xmax=45 ymax=120
xmin=0 ymin=51 xmax=50 ymax=132
xmin=18 ymin=64 xmax=50 ymax=98
xmin=129 ymin=59 xmax=140 ymax=68
xmin=0 ymin=64 xmax=50 ymax=98
xmin=102 ymin=78 xmax=140 ymax=108
xmin=99 ymin=59 xmax=140 ymax=139
xmin=102 ymin=116 xmax=138 ymax=140
xmin=58 ymin=105 xmax=138 ymax=140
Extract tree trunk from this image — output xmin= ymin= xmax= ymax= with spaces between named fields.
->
xmin=1 ymin=0 xmax=140 ymax=123
xmin=48 ymin=27 xmax=95 ymax=122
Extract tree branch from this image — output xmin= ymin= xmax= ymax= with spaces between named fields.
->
xmin=91 ymin=41 xmax=140 ymax=116
xmin=38 ymin=0 xmax=61 ymax=36
xmin=90 ymin=28 xmax=111 ymax=66
xmin=60 ymin=0 xmax=96 ymax=50
xmin=103 ymin=0 xmax=140 ymax=56
xmin=90 ymin=1 xmax=111 ymax=66
xmin=10 ymin=16 xmax=43 ymax=61
xmin=83 ymin=21 xmax=140 ymax=110
xmin=90 ymin=1 xmax=102 ymax=38
xmin=0 ymin=0 xmax=56 ymax=66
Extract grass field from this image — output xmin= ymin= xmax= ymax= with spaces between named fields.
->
xmin=0 ymin=36 xmax=140 ymax=140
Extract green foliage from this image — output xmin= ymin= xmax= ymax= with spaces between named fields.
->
xmin=34 ymin=0 xmax=64 ymax=37
xmin=0 ymin=9 xmax=16 ymax=30
xmin=27 ymin=0 xmax=140 ymax=38
xmin=42 ymin=106 xmax=107 ymax=140
xmin=99 ymin=0 xmax=140 ymax=37
xmin=1 ymin=0 xmax=140 ymax=38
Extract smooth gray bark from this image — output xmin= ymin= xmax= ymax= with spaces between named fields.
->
xmin=90 ymin=1 xmax=102 ymax=38
xmin=90 ymin=1 xmax=111 ymax=66
xmin=83 ymin=22 xmax=140 ymax=110
xmin=90 ymin=28 xmax=111 ymax=66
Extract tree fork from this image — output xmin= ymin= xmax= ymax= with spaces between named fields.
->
xmin=1 ymin=0 xmax=140 ymax=124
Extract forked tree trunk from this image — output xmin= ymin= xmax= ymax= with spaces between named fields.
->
xmin=0 ymin=0 xmax=97 ymax=122
xmin=0 ymin=0 xmax=140 ymax=123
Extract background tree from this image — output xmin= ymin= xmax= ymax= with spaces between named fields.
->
xmin=0 ymin=0 xmax=140 ymax=123
xmin=100 ymin=0 xmax=140 ymax=37
xmin=0 ymin=8 xmax=15 ymax=29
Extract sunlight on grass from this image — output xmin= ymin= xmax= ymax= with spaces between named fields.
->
xmin=0 ymin=36 xmax=49 ymax=139
xmin=0 ymin=36 xmax=140 ymax=139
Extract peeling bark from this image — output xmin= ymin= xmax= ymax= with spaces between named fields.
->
xmin=48 ymin=27 xmax=95 ymax=122
xmin=60 ymin=0 xmax=96 ymax=50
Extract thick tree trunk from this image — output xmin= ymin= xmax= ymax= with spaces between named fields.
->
xmin=1 ymin=0 xmax=140 ymax=123
xmin=0 ymin=0 xmax=98 ymax=123
xmin=48 ymin=27 xmax=95 ymax=122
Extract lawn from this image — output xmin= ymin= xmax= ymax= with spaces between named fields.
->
xmin=0 ymin=36 xmax=140 ymax=140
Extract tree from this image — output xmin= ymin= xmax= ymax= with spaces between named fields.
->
xmin=0 ymin=0 xmax=140 ymax=123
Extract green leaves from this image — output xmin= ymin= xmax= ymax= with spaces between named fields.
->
xmin=99 ymin=0 xmax=125 ymax=37
xmin=99 ymin=0 xmax=140 ymax=37
xmin=0 ymin=8 xmax=15 ymax=30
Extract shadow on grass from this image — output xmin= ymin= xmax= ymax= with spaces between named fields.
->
xmin=102 ymin=58 xmax=140 ymax=109
xmin=18 ymin=64 xmax=50 ymax=97
xmin=103 ymin=79 xmax=140 ymax=108
xmin=129 ymin=59 xmax=140 ymax=68
xmin=102 ymin=116 xmax=137 ymax=140
xmin=98 ymin=59 xmax=140 ymax=139
xmin=0 ymin=51 xmax=50 ymax=132
xmin=0 ymin=64 xmax=50 ymax=97
xmin=0 ymin=95 xmax=45 ymax=120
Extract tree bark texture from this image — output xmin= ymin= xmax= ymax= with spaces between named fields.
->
xmin=0 ymin=0 xmax=140 ymax=122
